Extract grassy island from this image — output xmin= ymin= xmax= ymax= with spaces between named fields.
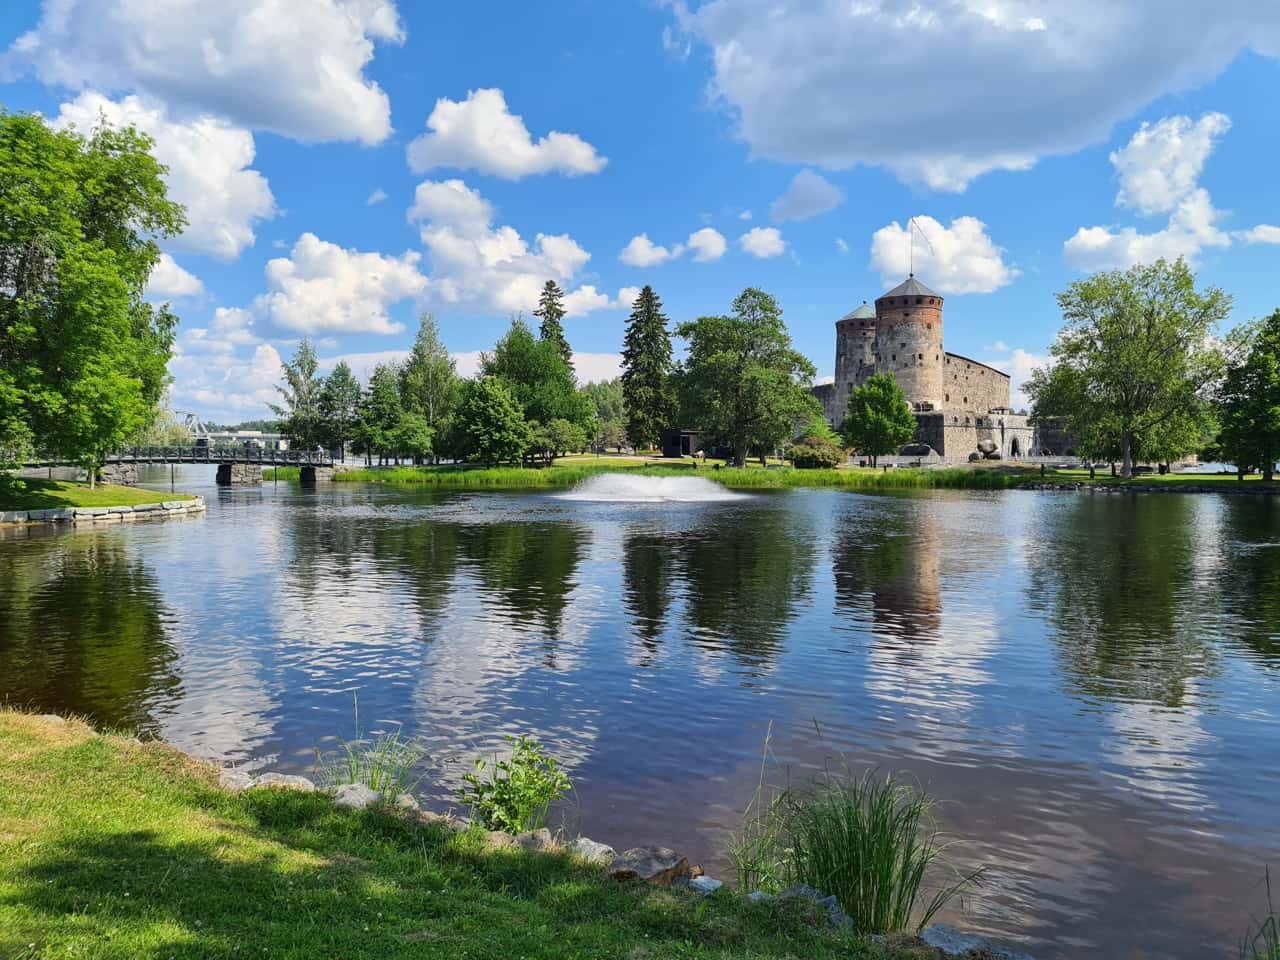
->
xmin=0 ymin=711 xmax=941 ymax=960
xmin=0 ymin=477 xmax=194 ymax=512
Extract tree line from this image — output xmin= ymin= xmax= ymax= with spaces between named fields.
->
xmin=1028 ymin=258 xmax=1280 ymax=479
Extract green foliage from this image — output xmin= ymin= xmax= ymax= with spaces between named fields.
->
xmin=391 ymin=411 xmax=434 ymax=463
xmin=1217 ymin=310 xmax=1280 ymax=480
xmin=136 ymin=393 xmax=193 ymax=446
xmin=0 ymin=476 xmax=194 ymax=511
xmin=270 ymin=339 xmax=325 ymax=449
xmin=399 ymin=313 xmax=459 ymax=433
xmin=459 ymin=735 xmax=571 ymax=834
xmin=1027 ymin=258 xmax=1229 ymax=476
xmin=788 ymin=437 xmax=845 ymax=469
xmin=1 ymin=710 xmax=914 ymax=960
xmin=599 ymin=420 xmax=628 ymax=451
xmin=314 ymin=697 xmax=427 ymax=798
xmin=840 ymin=373 xmax=917 ymax=466
xmin=453 ymin=377 xmax=532 ymax=466
xmin=353 ymin=363 xmax=405 ymax=462
xmin=731 ymin=729 xmax=974 ymax=936
xmin=781 ymin=770 xmax=974 ymax=934
xmin=0 ymin=110 xmax=185 ymax=478
xmin=528 ymin=418 xmax=588 ymax=463
xmin=533 ymin=280 xmax=572 ymax=366
xmin=483 ymin=317 xmax=593 ymax=431
xmin=583 ymin=378 xmax=625 ymax=426
xmin=621 ymin=285 xmax=676 ymax=449
xmin=675 ymin=288 xmax=820 ymax=467
xmin=318 ymin=360 xmax=362 ymax=459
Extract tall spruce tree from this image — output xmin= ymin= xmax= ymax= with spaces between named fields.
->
xmin=621 ymin=286 xmax=675 ymax=449
xmin=270 ymin=339 xmax=324 ymax=450
xmin=533 ymin=280 xmax=572 ymax=366
xmin=399 ymin=313 xmax=458 ymax=431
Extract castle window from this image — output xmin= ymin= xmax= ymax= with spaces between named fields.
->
xmin=891 ymin=354 xmax=896 ymax=361
xmin=963 ymin=397 xmax=968 ymax=404
xmin=918 ymin=353 xmax=923 ymax=360
xmin=916 ymin=297 xmax=923 ymax=304
xmin=945 ymin=393 xmax=950 ymax=402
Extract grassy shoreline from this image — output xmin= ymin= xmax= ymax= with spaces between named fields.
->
xmin=0 ymin=477 xmax=195 ymax=511
xmin=326 ymin=461 xmax=1280 ymax=494
xmin=0 ymin=711 xmax=928 ymax=959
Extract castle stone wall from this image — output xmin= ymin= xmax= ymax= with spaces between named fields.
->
xmin=942 ymin=354 xmax=1010 ymax=412
xmin=874 ymin=292 xmax=944 ymax=409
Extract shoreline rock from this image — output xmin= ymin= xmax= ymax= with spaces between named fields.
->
xmin=0 ymin=495 xmax=206 ymax=529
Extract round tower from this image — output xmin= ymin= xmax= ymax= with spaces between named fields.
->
xmin=834 ymin=301 xmax=876 ymax=391
xmin=872 ymin=275 xmax=944 ymax=410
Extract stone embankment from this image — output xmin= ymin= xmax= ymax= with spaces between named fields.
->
xmin=0 ymin=495 xmax=206 ymax=527
xmin=217 ymin=763 xmax=1035 ymax=960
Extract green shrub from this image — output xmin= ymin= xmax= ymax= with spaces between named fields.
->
xmin=787 ymin=437 xmax=846 ymax=469
xmin=459 ymin=735 xmax=571 ymax=834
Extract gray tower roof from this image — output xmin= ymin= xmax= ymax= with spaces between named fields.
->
xmin=877 ymin=275 xmax=940 ymax=300
xmin=840 ymin=301 xmax=876 ymax=321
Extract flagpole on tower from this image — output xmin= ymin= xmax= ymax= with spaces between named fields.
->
xmin=908 ymin=217 xmax=934 ymax=278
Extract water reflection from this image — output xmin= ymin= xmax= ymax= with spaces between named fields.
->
xmin=0 ymin=534 xmax=179 ymax=733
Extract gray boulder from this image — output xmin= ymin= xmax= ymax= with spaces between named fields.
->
xmin=779 ymin=884 xmax=851 ymax=929
xmin=334 ymin=783 xmax=381 ymax=809
xmin=609 ymin=846 xmax=690 ymax=886
xmin=255 ymin=772 xmax=317 ymax=792
xmin=567 ymin=837 xmax=615 ymax=865
xmin=687 ymin=876 xmax=722 ymax=895
xmin=921 ymin=924 xmax=1038 ymax=960
xmin=395 ymin=793 xmax=420 ymax=812
xmin=219 ymin=769 xmax=255 ymax=791
xmin=516 ymin=828 xmax=556 ymax=852
xmin=747 ymin=890 xmax=774 ymax=903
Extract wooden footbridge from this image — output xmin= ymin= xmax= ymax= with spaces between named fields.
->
xmin=22 ymin=446 xmax=334 ymax=485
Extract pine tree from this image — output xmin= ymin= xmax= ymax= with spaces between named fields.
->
xmin=620 ymin=286 xmax=676 ymax=450
xmin=534 ymin=280 xmax=572 ymax=366
xmin=399 ymin=313 xmax=458 ymax=430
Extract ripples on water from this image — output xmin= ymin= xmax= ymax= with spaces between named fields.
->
xmin=1 ymin=469 xmax=1278 ymax=959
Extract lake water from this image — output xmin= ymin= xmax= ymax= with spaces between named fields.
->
xmin=2 ymin=468 xmax=1278 ymax=959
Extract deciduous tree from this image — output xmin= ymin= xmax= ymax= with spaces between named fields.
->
xmin=0 ymin=111 xmax=186 ymax=482
xmin=454 ymin=377 xmax=531 ymax=466
xmin=675 ymin=288 xmax=819 ymax=467
xmin=1027 ymin=259 xmax=1228 ymax=477
xmin=399 ymin=313 xmax=459 ymax=434
xmin=1216 ymin=309 xmax=1280 ymax=481
xmin=270 ymin=339 xmax=324 ymax=450
xmin=318 ymin=360 xmax=361 ymax=460
xmin=841 ymin=372 xmax=917 ymax=466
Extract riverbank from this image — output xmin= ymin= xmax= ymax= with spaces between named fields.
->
xmin=0 ymin=711 xmax=979 ymax=960
xmin=332 ymin=462 xmax=1014 ymax=490
xmin=319 ymin=460 xmax=1280 ymax=494
xmin=0 ymin=477 xmax=196 ymax=512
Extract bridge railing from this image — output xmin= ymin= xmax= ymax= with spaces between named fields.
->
xmin=103 ymin=446 xmax=334 ymax=465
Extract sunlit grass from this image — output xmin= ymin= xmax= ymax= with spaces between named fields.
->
xmin=0 ymin=476 xmax=194 ymax=511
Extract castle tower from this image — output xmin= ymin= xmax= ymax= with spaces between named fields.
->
xmin=872 ymin=276 xmax=944 ymax=410
xmin=834 ymin=301 xmax=876 ymax=392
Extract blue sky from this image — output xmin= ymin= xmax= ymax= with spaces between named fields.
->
xmin=2 ymin=1 xmax=1278 ymax=420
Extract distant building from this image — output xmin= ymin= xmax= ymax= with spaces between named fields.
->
xmin=812 ymin=275 xmax=1047 ymax=459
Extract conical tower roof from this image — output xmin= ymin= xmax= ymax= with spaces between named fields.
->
xmin=877 ymin=275 xmax=940 ymax=300
xmin=840 ymin=301 xmax=876 ymax=321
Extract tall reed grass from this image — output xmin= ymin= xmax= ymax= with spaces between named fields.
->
xmin=728 ymin=726 xmax=977 ymax=935
xmin=314 ymin=695 xmax=427 ymax=798
xmin=1242 ymin=868 xmax=1280 ymax=960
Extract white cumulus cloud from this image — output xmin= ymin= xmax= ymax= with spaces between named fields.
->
xmin=665 ymin=0 xmax=1280 ymax=191
xmin=738 ymin=226 xmax=785 ymax=258
xmin=1239 ymin=225 xmax=1280 ymax=245
xmin=407 ymin=88 xmax=606 ymax=179
xmin=985 ymin=346 xmax=1050 ymax=410
xmin=366 ymin=188 xmax=388 ymax=206
xmin=53 ymin=92 xmax=275 ymax=261
xmin=407 ymin=178 xmax=611 ymax=316
xmin=687 ymin=228 xmax=727 ymax=262
xmin=147 ymin=253 xmax=203 ymax=299
xmin=870 ymin=216 xmax=1017 ymax=293
xmin=1065 ymin=114 xmax=1233 ymax=271
xmin=8 ymin=0 xmax=403 ymax=144
xmin=1112 ymin=113 xmax=1231 ymax=215
xmin=619 ymin=234 xmax=684 ymax=267
xmin=257 ymin=233 xmax=428 ymax=335
xmin=770 ymin=169 xmax=844 ymax=223
xmin=168 ymin=341 xmax=284 ymax=423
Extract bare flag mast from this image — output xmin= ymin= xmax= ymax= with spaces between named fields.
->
xmin=908 ymin=216 xmax=934 ymax=277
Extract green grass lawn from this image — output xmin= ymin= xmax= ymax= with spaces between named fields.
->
xmin=0 ymin=477 xmax=194 ymax=511
xmin=0 ymin=711 xmax=930 ymax=960
xmin=1012 ymin=467 xmax=1280 ymax=489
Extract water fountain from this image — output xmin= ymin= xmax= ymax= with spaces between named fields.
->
xmin=553 ymin=473 xmax=747 ymax=503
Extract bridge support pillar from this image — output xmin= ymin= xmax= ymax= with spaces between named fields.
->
xmin=298 ymin=466 xmax=334 ymax=485
xmin=216 ymin=463 xmax=263 ymax=485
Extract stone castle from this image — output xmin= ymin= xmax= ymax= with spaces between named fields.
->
xmin=812 ymin=276 xmax=1034 ymax=460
